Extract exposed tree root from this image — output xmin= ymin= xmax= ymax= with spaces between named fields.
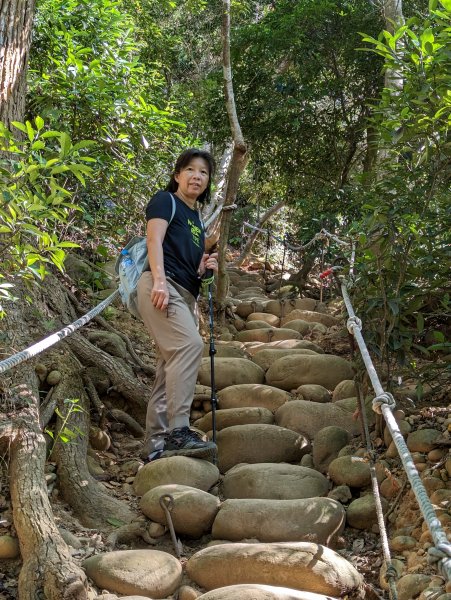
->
xmin=1 ymin=362 xmax=88 ymax=600
xmin=108 ymin=408 xmax=144 ymax=438
xmin=67 ymin=333 xmax=149 ymax=420
xmin=51 ymin=350 xmax=136 ymax=529
xmin=66 ymin=288 xmax=155 ymax=376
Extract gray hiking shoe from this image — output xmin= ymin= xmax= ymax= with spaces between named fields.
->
xmin=161 ymin=426 xmax=217 ymax=461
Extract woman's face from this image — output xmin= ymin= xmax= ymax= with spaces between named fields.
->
xmin=174 ymin=157 xmax=210 ymax=204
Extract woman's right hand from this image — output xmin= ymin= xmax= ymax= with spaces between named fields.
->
xmin=151 ymin=279 xmax=169 ymax=311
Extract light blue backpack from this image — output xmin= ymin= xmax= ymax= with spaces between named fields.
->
xmin=115 ymin=193 xmax=176 ymax=318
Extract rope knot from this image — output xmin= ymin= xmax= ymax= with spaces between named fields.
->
xmin=372 ymin=392 xmax=396 ymax=415
xmin=384 ymin=564 xmax=399 ymax=582
xmin=346 ymin=315 xmax=362 ymax=334
xmin=222 ymin=204 xmax=237 ymax=212
xmin=428 ymin=543 xmax=451 ymax=564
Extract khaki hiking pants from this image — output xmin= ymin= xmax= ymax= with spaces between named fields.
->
xmin=137 ymin=271 xmax=203 ymax=454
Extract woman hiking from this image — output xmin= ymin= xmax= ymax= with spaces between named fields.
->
xmin=137 ymin=148 xmax=218 ymax=462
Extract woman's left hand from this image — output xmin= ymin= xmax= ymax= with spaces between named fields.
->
xmin=200 ymin=252 xmax=218 ymax=275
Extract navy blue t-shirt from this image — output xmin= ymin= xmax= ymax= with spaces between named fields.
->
xmin=145 ymin=190 xmax=205 ymax=298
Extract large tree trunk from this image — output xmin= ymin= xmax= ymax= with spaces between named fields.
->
xmin=384 ymin=0 xmax=404 ymax=91
xmin=203 ymin=143 xmax=233 ymax=230
xmin=0 ymin=0 xmax=36 ymax=127
xmin=234 ymin=198 xmax=286 ymax=267
xmin=216 ymin=0 xmax=248 ymax=316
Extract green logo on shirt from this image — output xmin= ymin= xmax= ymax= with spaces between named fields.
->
xmin=188 ymin=219 xmax=201 ymax=248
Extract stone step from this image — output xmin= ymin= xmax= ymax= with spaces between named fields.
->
xmin=186 ymin=542 xmax=362 ymax=597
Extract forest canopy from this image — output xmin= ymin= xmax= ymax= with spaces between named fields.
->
xmin=1 ymin=0 xmax=450 ymax=378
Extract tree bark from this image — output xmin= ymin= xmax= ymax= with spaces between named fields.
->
xmin=52 ymin=350 xmax=136 ymax=529
xmin=8 ymin=405 xmax=88 ymax=600
xmin=203 ymin=143 xmax=233 ymax=230
xmin=0 ymin=0 xmax=36 ymax=128
xmin=66 ymin=333 xmax=149 ymax=420
xmin=383 ymin=0 xmax=404 ymax=91
xmin=216 ymin=0 xmax=248 ymax=315
xmin=0 ymin=302 xmax=88 ymax=600
xmin=234 ymin=198 xmax=286 ymax=267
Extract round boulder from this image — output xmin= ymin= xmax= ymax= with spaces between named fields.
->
xmin=282 ymin=320 xmax=311 ymax=335
xmin=236 ymin=329 xmax=302 ymax=343
xmin=281 ymin=310 xmax=339 ymax=328
xmin=223 ymin=463 xmax=329 ymax=500
xmin=194 ymin=407 xmax=274 ymax=432
xmin=313 ymin=427 xmax=351 ymax=473
xmin=275 ymin=398 xmax=374 ymax=439
xmin=212 ymin=498 xmax=344 ymax=544
xmin=245 ymin=320 xmax=274 ymax=330
xmin=407 ymin=429 xmax=442 ymax=453
xmin=245 ymin=339 xmax=324 ymax=355
xmin=216 ymin=424 xmax=309 ymax=473
xmin=296 ymin=385 xmax=331 ymax=403
xmin=203 ymin=344 xmax=246 ymax=359
xmin=332 ymin=380 xmax=357 ymax=402
xmin=217 ymin=384 xmax=290 ymax=412
xmin=186 ymin=542 xmax=362 ymax=596
xmin=0 ymin=535 xmax=20 ymax=559
xmin=197 ymin=584 xmax=339 ymax=599
xmin=198 ymin=358 xmax=265 ymax=390
xmin=133 ymin=456 xmax=219 ymax=497
xmin=346 ymin=495 xmax=388 ymax=530
xmin=235 ymin=301 xmax=267 ymax=319
xmin=140 ymin=484 xmax=220 ymax=538
xmin=247 ymin=313 xmax=280 ymax=327
xmin=266 ymin=355 xmax=355 ymax=391
xmin=328 ymin=455 xmax=371 ymax=488
xmin=83 ymin=549 xmax=182 ymax=598
xmin=252 ymin=349 xmax=317 ymax=372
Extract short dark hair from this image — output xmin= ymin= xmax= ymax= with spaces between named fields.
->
xmin=165 ymin=148 xmax=216 ymax=205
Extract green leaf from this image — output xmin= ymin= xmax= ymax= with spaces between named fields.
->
xmin=45 ymin=158 xmax=60 ymax=168
xmin=57 ymin=241 xmax=79 ymax=248
xmin=59 ymin=133 xmax=71 ymax=158
xmin=11 ymin=121 xmax=27 ymax=133
xmin=430 ymin=331 xmax=445 ymax=343
xmin=416 ymin=313 xmax=424 ymax=333
xmin=388 ymin=299 xmax=400 ymax=315
xmin=35 ymin=116 xmax=45 ymax=131
xmin=41 ymin=130 xmax=62 ymax=139
xmin=72 ymin=140 xmax=96 ymax=151
xmin=25 ymin=121 xmax=35 ymax=142
xmin=106 ymin=517 xmax=126 ymax=528
xmin=50 ymin=166 xmax=69 ymax=175
xmin=32 ymin=140 xmax=45 ymax=151
xmin=96 ymin=244 xmax=109 ymax=258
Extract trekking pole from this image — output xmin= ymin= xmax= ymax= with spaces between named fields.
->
xmin=202 ymin=252 xmax=218 ymax=464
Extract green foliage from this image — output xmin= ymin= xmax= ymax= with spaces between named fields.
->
xmin=0 ymin=118 xmax=93 ymax=316
xmin=28 ymin=0 xmax=193 ymax=246
xmin=45 ymin=398 xmax=86 ymax=456
xmin=361 ymin=0 xmax=450 ymax=166
xmin=200 ymin=0 xmax=384 ymax=211
xmin=350 ymin=4 xmax=450 ymax=382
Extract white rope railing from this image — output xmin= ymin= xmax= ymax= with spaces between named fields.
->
xmin=338 ymin=275 xmax=451 ymax=584
xmin=0 ymin=290 xmax=120 ymax=375
xmin=243 ymin=221 xmax=351 ymax=251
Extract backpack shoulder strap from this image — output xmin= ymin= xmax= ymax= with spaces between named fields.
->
xmin=168 ymin=193 xmax=176 ymax=225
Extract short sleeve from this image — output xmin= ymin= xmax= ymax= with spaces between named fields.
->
xmin=145 ymin=191 xmax=173 ymax=222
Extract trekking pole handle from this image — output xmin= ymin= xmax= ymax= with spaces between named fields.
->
xmin=202 ymin=242 xmax=218 ymax=281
